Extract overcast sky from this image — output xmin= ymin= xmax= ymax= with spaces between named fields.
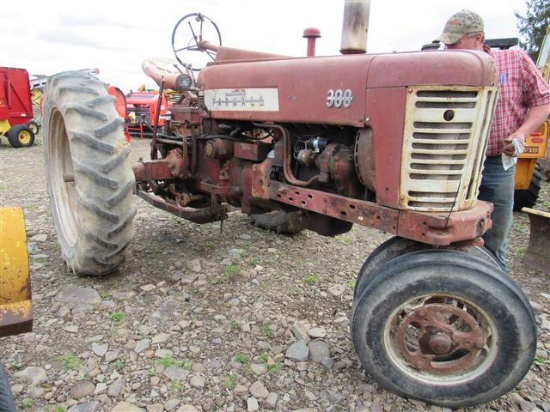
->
xmin=1 ymin=0 xmax=528 ymax=93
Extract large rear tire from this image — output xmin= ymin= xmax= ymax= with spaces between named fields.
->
xmin=351 ymin=250 xmax=536 ymax=408
xmin=43 ymin=71 xmax=136 ymax=276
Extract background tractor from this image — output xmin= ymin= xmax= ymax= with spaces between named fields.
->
xmin=41 ymin=1 xmax=537 ymax=408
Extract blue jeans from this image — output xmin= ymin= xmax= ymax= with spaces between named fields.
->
xmin=477 ymin=156 xmax=515 ymax=271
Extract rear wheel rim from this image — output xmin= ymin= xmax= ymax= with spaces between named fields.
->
xmin=48 ymin=109 xmax=78 ymax=247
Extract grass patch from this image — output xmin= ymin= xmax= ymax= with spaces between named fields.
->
xmin=112 ymin=359 xmax=124 ymax=372
xmin=262 ymin=325 xmax=274 ymax=339
xmin=267 ymin=361 xmax=282 ymax=374
xmin=233 ymin=353 xmax=250 ymax=364
xmin=258 ymin=352 xmax=282 ymax=374
xmin=109 ymin=312 xmax=124 ymax=323
xmin=213 ymin=264 xmax=240 ymax=284
xmin=156 ymin=357 xmax=192 ymax=370
xmin=170 ymin=379 xmax=186 ymax=392
xmin=337 ymin=235 xmax=352 ymax=245
xmin=223 ymin=372 xmax=238 ymax=390
xmin=19 ymin=399 xmax=36 ymax=410
xmin=515 ymin=246 xmax=527 ymax=258
xmin=535 ymin=356 xmax=550 ymax=366
xmin=46 ymin=405 xmax=67 ymax=412
xmin=61 ymin=354 xmax=82 ymax=371
xmin=302 ymin=274 xmax=320 ymax=285
xmin=203 ymin=240 xmax=215 ymax=249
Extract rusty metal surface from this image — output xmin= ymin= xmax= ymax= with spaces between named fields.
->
xmin=269 ymin=181 xmax=492 ymax=245
xmin=522 ymin=207 xmax=550 ymax=275
xmin=354 ymin=128 xmax=375 ymax=191
xmin=170 ymin=105 xmax=202 ymax=125
xmin=234 ymin=142 xmax=271 ymax=162
xmin=136 ymin=189 xmax=227 ymax=224
xmin=394 ymin=302 xmax=486 ymax=375
xmin=133 ymin=159 xmax=175 ymax=182
xmin=364 ymin=87 xmax=407 ymax=207
xmin=199 ymin=56 xmax=370 ymax=127
xmin=366 ymin=50 xmax=497 ymax=89
xmin=0 ymin=206 xmax=33 ymax=337
xmin=396 ymin=201 xmax=493 ymax=245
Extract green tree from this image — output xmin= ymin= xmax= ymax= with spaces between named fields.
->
xmin=515 ymin=0 xmax=550 ymax=61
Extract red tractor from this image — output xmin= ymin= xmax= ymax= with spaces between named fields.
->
xmin=41 ymin=2 xmax=536 ymax=408
xmin=0 ymin=67 xmax=36 ymax=148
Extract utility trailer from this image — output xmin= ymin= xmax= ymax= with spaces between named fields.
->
xmin=0 ymin=67 xmax=36 ymax=148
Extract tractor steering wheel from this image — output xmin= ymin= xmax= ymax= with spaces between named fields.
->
xmin=171 ymin=13 xmax=222 ymax=72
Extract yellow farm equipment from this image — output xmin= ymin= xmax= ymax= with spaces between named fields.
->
xmin=0 ymin=206 xmax=33 ymax=337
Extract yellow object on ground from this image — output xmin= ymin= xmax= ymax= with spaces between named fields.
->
xmin=0 ymin=206 xmax=33 ymax=337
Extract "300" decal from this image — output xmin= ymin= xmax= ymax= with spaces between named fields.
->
xmin=326 ymin=89 xmax=354 ymax=108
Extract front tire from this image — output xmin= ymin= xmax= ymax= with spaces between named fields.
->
xmin=43 ymin=71 xmax=136 ymax=276
xmin=351 ymin=250 xmax=536 ymax=408
xmin=353 ymin=236 xmax=500 ymax=298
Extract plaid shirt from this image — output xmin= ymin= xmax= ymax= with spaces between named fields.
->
xmin=486 ymin=47 xmax=550 ymax=156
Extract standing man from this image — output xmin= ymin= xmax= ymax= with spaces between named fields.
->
xmin=436 ymin=10 xmax=550 ymax=271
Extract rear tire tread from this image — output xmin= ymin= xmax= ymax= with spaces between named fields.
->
xmin=43 ymin=72 xmax=135 ymax=276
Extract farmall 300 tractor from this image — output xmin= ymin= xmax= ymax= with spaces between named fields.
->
xmin=42 ymin=2 xmax=537 ymax=408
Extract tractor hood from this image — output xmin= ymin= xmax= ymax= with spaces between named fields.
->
xmin=198 ymin=49 xmax=497 ymax=128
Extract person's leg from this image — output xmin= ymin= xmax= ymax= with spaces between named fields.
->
xmin=477 ymin=156 xmax=515 ymax=271
xmin=0 ymin=362 xmax=16 ymax=412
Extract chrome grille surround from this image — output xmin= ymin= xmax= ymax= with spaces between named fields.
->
xmin=400 ymin=86 xmax=498 ymax=211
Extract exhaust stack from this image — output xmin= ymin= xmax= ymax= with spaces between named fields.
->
xmin=340 ymin=0 xmax=370 ymax=54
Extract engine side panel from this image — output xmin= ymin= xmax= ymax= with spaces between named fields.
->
xmin=199 ymin=56 xmax=371 ymax=127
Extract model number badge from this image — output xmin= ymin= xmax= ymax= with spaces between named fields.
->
xmin=326 ymin=89 xmax=354 ymax=108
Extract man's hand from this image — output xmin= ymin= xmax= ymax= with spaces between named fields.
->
xmin=503 ymin=136 xmax=525 ymax=157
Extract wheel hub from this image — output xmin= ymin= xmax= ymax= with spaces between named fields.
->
xmin=427 ymin=332 xmax=453 ymax=355
xmin=395 ymin=302 xmax=486 ymax=374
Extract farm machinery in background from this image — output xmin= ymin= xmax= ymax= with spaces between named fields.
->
xmin=0 ymin=67 xmax=37 ymax=147
xmin=517 ymin=25 xmax=550 ymax=275
xmin=41 ymin=1 xmax=538 ymax=408
xmin=125 ymin=83 xmax=171 ymax=139
xmin=125 ymin=58 xmax=185 ymax=139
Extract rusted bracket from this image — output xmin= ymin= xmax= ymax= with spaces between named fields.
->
xmin=269 ymin=181 xmax=492 ymax=246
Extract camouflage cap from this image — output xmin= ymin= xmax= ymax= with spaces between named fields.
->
xmin=436 ymin=10 xmax=484 ymax=45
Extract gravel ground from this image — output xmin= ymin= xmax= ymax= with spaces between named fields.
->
xmin=1 ymin=134 xmax=549 ymax=412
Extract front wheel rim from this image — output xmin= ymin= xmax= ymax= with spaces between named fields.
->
xmin=384 ymin=294 xmax=497 ymax=384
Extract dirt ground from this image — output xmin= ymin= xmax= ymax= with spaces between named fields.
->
xmin=1 ymin=134 xmax=549 ymax=412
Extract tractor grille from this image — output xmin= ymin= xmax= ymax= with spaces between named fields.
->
xmin=400 ymin=86 xmax=497 ymax=211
